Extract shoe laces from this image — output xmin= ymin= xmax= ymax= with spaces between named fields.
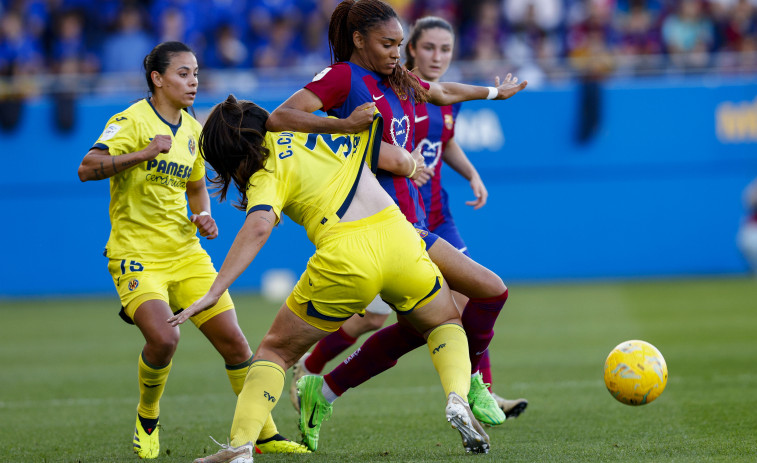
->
xmin=209 ymin=435 xmax=234 ymax=450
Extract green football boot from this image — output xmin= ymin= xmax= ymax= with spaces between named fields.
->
xmin=467 ymin=373 xmax=506 ymax=426
xmin=297 ymin=375 xmax=333 ymax=451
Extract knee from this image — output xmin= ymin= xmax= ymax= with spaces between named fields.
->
xmin=219 ymin=329 xmax=252 ymax=364
xmin=484 ymin=273 xmax=507 ymax=298
xmin=361 ymin=313 xmax=389 ymax=333
xmin=147 ymin=330 xmax=180 ymax=359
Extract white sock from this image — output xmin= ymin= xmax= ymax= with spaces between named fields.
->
xmin=321 ymin=380 xmax=339 ymax=403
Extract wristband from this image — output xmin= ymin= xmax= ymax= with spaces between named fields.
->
xmin=407 ymin=160 xmax=417 ymax=178
xmin=486 ymin=86 xmax=498 ymax=100
xmin=198 ymin=211 xmax=211 ymax=217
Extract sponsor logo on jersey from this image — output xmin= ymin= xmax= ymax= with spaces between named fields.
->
xmin=188 ymin=137 xmax=196 ymax=156
xmin=418 ymin=138 xmax=442 ymax=168
xmin=372 ymin=94 xmax=384 ymax=101
xmin=390 ymin=115 xmax=409 ymax=148
xmin=414 ymin=114 xmax=428 ymax=123
xmin=444 ymin=114 xmax=454 ymax=130
xmin=99 ymin=123 xmax=121 ymax=142
xmin=128 ymin=279 xmax=139 ymax=291
xmin=144 ymin=159 xmax=193 ymax=188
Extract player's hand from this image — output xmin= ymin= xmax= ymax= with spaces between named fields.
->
xmin=146 ymin=134 xmax=172 ymax=159
xmin=465 ymin=175 xmax=488 ymax=210
xmin=409 ymin=145 xmax=426 ymax=179
xmin=492 ymin=73 xmax=528 ymax=100
xmin=413 ymin=166 xmax=434 ymax=187
xmin=191 ymin=213 xmax=219 ymax=239
xmin=167 ymin=293 xmax=220 ymax=326
xmin=342 ymin=102 xmax=376 ymax=133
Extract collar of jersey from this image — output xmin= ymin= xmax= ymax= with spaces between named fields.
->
xmin=145 ymin=98 xmax=182 ymax=136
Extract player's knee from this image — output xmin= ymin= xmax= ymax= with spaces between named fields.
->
xmin=148 ymin=331 xmax=180 ymax=359
xmin=483 ymin=272 xmax=507 ymax=298
xmin=361 ymin=312 xmax=389 ymax=333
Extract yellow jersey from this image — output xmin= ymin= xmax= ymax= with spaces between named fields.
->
xmin=245 ymin=114 xmax=383 ymax=245
xmin=92 ymin=98 xmax=205 ymax=261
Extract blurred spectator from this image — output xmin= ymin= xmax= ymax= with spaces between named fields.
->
xmin=568 ymin=1 xmax=615 ymax=143
xmin=100 ymin=5 xmax=155 ymax=74
xmin=737 ymin=178 xmax=757 ymax=274
xmin=0 ymin=9 xmax=44 ymax=75
xmin=205 ymin=23 xmax=249 ymax=69
xmin=0 ymin=0 xmax=756 ymax=95
xmin=459 ymin=0 xmax=506 ymax=62
xmin=253 ymin=15 xmax=299 ymax=68
xmin=407 ymin=0 xmax=460 ymax=25
xmin=662 ymin=0 xmax=715 ymax=69
xmin=50 ymin=10 xmax=99 ymax=75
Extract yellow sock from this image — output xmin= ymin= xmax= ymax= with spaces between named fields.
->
xmin=225 ymin=356 xmax=279 ymax=441
xmin=230 ymin=360 xmax=285 ymax=447
xmin=137 ymin=352 xmax=171 ymax=419
xmin=427 ymin=324 xmax=471 ymax=399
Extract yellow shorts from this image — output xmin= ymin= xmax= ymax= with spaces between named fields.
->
xmin=107 ymin=251 xmax=234 ymax=328
xmin=287 ymin=206 xmax=443 ymax=332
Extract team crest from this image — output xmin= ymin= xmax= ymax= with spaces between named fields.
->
xmin=128 ymin=279 xmax=139 ymax=291
xmin=390 ymin=116 xmax=409 ymax=148
xmin=418 ymin=138 xmax=442 ymax=169
xmin=415 ymin=228 xmax=429 ymax=238
xmin=444 ymin=114 xmax=454 ymax=130
xmin=188 ymin=137 xmax=196 ymax=156
xmin=397 ymin=91 xmax=408 ymax=101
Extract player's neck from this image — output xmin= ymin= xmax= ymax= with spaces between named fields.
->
xmin=149 ymin=95 xmax=182 ymax=125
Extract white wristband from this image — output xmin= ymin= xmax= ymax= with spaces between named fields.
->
xmin=198 ymin=211 xmax=211 ymax=217
xmin=486 ymin=86 xmax=498 ymax=100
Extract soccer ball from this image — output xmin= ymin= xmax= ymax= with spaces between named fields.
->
xmin=603 ymin=340 xmax=668 ymax=406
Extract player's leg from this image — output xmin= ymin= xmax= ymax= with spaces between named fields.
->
xmin=401 ymin=280 xmax=490 ymax=454
xmin=174 ymin=252 xmax=307 ymax=455
xmin=426 ymin=238 xmax=508 ymax=425
xmin=304 ymin=303 xmax=390 ymax=374
xmin=131 ymin=298 xmax=179 ymax=460
xmin=196 ymin=301 xmax=327 ymax=462
xmin=291 ymin=298 xmax=390 ymax=411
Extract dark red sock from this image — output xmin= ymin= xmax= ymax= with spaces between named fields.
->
xmin=304 ymin=327 xmax=357 ymax=374
xmin=479 ymin=349 xmax=493 ymax=390
xmin=461 ymin=289 xmax=508 ymax=373
xmin=324 ymin=323 xmax=425 ymax=396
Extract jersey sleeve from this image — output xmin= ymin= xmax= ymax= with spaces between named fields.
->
xmin=92 ymin=112 xmax=140 ymax=156
xmin=409 ymin=71 xmax=431 ymax=91
xmin=245 ymin=165 xmax=286 ymax=224
xmin=450 ymin=102 xmax=462 ymax=139
xmin=304 ymin=63 xmax=352 ymax=111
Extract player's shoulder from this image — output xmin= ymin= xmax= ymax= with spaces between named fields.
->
xmin=311 ymin=61 xmax=352 ymax=83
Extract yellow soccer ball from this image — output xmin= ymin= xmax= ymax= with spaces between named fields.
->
xmin=603 ymin=340 xmax=668 ymax=405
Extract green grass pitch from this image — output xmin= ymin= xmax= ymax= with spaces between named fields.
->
xmin=1 ymin=277 xmax=756 ymax=462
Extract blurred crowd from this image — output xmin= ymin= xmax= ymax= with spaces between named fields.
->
xmin=1 ymin=0 xmax=756 ymax=86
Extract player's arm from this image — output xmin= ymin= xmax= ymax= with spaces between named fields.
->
xmin=167 ymin=208 xmax=276 ymax=326
xmin=426 ymin=74 xmax=528 ymax=107
xmin=77 ymin=135 xmax=171 ymax=182
xmin=442 ymin=138 xmax=488 ymax=210
xmin=186 ymin=179 xmax=218 ymax=239
xmin=266 ymin=88 xmax=375 ymax=134
xmin=377 ymin=142 xmax=424 ymax=179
